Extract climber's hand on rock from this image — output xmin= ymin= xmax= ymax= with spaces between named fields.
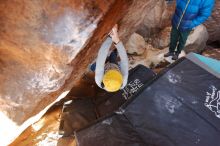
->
xmin=109 ymin=24 xmax=120 ymax=44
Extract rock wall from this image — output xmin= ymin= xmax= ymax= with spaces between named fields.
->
xmin=119 ymin=0 xmax=166 ymax=42
xmin=0 ymin=0 xmax=103 ymax=123
xmin=204 ymin=0 xmax=220 ymax=43
xmin=0 ymin=0 xmax=133 ymax=145
xmin=136 ymin=0 xmax=175 ymax=39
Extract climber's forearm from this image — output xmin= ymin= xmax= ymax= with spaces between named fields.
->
xmin=115 ymin=41 xmax=129 ymax=88
xmin=95 ymin=37 xmax=113 ymax=88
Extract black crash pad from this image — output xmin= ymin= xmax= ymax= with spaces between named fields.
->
xmin=95 ymin=64 xmax=156 ymax=116
xmin=59 ymin=65 xmax=155 ymax=136
xmin=75 ymin=58 xmax=220 ymax=146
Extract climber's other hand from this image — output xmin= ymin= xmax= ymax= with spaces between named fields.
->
xmin=109 ymin=24 xmax=120 ymax=44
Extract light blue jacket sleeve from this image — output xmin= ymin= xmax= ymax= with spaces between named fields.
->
xmin=191 ymin=0 xmax=215 ymax=28
xmin=95 ymin=37 xmax=112 ymax=89
xmin=95 ymin=37 xmax=129 ymax=90
xmin=115 ymin=42 xmax=129 ymax=89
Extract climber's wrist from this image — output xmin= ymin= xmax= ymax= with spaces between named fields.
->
xmin=113 ymin=37 xmax=120 ymax=45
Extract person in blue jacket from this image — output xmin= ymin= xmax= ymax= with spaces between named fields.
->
xmin=164 ymin=0 xmax=215 ymax=60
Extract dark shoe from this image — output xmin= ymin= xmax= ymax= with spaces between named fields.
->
xmin=164 ymin=52 xmax=174 ymax=57
xmin=172 ymin=53 xmax=179 ymax=60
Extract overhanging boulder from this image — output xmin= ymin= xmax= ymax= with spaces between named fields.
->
xmin=0 ymin=0 xmax=132 ymax=145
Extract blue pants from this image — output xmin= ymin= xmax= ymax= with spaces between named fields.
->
xmin=90 ymin=49 xmax=118 ymax=72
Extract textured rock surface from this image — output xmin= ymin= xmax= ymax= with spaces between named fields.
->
xmin=136 ymin=0 xmax=175 ymax=39
xmin=202 ymin=47 xmax=220 ymax=60
xmin=119 ymin=0 xmax=161 ymax=42
xmin=0 ymin=0 xmax=132 ymax=145
xmin=204 ymin=0 xmax=220 ymax=43
xmin=184 ymin=25 xmax=209 ymax=53
xmin=126 ymin=33 xmax=146 ymax=55
xmin=151 ymin=27 xmax=171 ymax=49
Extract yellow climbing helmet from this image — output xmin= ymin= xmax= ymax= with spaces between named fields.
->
xmin=103 ymin=69 xmax=123 ymax=92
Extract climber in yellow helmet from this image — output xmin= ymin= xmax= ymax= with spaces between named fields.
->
xmin=90 ymin=24 xmax=129 ymax=92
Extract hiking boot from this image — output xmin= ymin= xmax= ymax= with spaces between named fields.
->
xmin=172 ymin=53 xmax=179 ymax=60
xmin=164 ymin=52 xmax=174 ymax=57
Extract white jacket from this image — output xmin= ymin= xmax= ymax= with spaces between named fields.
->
xmin=95 ymin=37 xmax=129 ymax=90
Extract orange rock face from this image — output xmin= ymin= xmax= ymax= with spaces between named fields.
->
xmin=0 ymin=0 xmax=133 ymax=144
